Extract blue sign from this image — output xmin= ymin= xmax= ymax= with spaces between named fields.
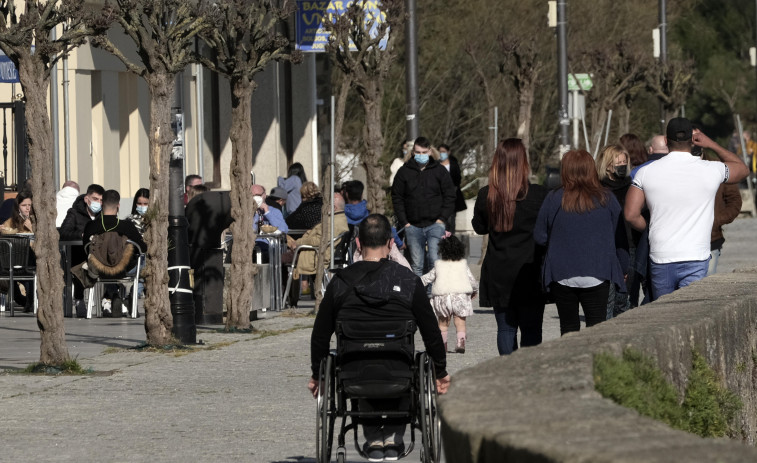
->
xmin=0 ymin=51 xmax=19 ymax=83
xmin=295 ymin=0 xmax=388 ymax=53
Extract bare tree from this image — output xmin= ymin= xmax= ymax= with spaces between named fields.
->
xmin=0 ymin=0 xmax=107 ymax=365
xmin=573 ymin=42 xmax=649 ymax=155
xmin=198 ymin=0 xmax=298 ymax=330
xmin=322 ymin=0 xmax=404 ymax=214
xmin=646 ymin=57 xmax=697 ymax=124
xmin=92 ymin=0 xmax=213 ymax=346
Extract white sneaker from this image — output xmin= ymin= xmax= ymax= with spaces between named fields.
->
xmin=102 ymin=298 xmax=112 ymax=312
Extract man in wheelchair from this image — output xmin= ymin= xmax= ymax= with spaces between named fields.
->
xmin=309 ymin=214 xmax=450 ymax=462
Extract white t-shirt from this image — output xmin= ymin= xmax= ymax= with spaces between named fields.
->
xmin=632 ymin=151 xmax=728 ymax=264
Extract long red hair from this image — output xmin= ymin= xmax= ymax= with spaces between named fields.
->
xmin=561 ymin=150 xmax=607 ymax=213
xmin=487 ymin=138 xmax=530 ymax=232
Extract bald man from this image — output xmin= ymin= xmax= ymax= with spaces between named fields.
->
xmin=632 ymin=135 xmax=670 ymax=179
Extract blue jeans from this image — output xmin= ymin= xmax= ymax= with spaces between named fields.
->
xmin=404 ymin=222 xmax=445 ymax=278
xmin=493 ymin=304 xmax=544 ymax=356
xmin=649 ymin=258 xmax=709 ymax=301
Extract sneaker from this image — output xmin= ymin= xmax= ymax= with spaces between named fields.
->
xmin=363 ymin=442 xmax=385 ymax=462
xmin=383 ymin=443 xmax=405 ymax=461
xmin=102 ymin=298 xmax=112 ymax=317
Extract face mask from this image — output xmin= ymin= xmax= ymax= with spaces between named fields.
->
xmin=414 ymin=154 xmax=429 ymax=165
xmin=614 ymin=165 xmax=628 ymax=178
xmin=439 ymin=152 xmax=449 ymax=162
xmin=136 ymin=205 xmax=148 ymax=216
xmin=253 ymin=195 xmax=264 ymax=208
xmin=89 ymin=201 xmax=102 ymax=214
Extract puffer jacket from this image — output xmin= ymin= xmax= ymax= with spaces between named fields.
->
xmin=60 ymin=194 xmax=97 ymax=240
xmin=391 ymin=158 xmax=456 ymax=229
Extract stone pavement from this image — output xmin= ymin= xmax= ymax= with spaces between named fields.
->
xmin=0 ymin=217 xmax=754 ymax=462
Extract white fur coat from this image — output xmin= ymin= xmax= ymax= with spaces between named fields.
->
xmin=423 ymin=259 xmax=476 ymax=296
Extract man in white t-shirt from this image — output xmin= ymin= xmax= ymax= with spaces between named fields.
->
xmin=624 ymin=117 xmax=748 ymax=301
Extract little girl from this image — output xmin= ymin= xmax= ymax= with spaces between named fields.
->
xmin=421 ymin=236 xmax=478 ymax=353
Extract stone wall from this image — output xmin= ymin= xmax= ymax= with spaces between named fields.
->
xmin=440 ymin=269 xmax=757 ymax=462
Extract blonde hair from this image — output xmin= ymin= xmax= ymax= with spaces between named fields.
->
xmin=300 ymin=181 xmax=321 ymax=201
xmin=596 ymin=144 xmax=628 ymax=180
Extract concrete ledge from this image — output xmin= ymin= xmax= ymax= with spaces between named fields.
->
xmin=440 ymin=271 xmax=757 ymax=462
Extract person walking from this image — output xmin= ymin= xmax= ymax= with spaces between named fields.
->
xmin=596 ymin=144 xmax=632 ymax=318
xmin=421 ymin=235 xmax=478 ymax=354
xmin=391 ymin=136 xmax=455 ymax=282
xmin=625 ymin=118 xmax=748 ymax=301
xmin=472 ymin=138 xmax=548 ymax=355
xmin=534 ymin=150 xmax=628 ymax=336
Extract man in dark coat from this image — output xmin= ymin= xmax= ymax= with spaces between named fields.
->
xmin=59 ymin=183 xmax=104 ymax=315
xmin=308 ymin=214 xmax=449 ymax=461
xmin=438 ymin=144 xmax=468 ymax=234
xmin=391 ymin=136 xmax=455 ymax=280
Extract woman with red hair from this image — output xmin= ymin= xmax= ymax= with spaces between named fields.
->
xmin=534 ymin=150 xmax=628 ymax=335
xmin=472 ymin=138 xmax=548 ymax=355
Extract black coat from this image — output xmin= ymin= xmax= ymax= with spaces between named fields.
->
xmin=472 ymin=184 xmax=548 ymax=308
xmin=391 ymin=158 xmax=456 ymax=229
xmin=285 ymin=197 xmax=323 ymax=231
xmin=60 ymin=194 xmax=97 ymax=240
xmin=447 ymin=155 xmax=468 ymax=213
xmin=310 ymin=259 xmax=447 ymax=379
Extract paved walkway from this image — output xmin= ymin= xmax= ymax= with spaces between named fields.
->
xmin=0 ymin=217 xmax=755 ymax=462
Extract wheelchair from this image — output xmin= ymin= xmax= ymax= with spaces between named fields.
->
xmin=316 ymin=319 xmax=441 ymax=463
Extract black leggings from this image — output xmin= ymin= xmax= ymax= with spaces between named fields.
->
xmin=550 ymin=281 xmax=610 ymax=335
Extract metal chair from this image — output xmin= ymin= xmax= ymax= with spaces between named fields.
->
xmin=84 ymin=239 xmax=144 ymax=318
xmin=0 ymin=236 xmax=37 ymax=316
xmin=284 ymin=231 xmax=350 ymax=307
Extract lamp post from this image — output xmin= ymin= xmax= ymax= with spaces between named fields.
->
xmin=557 ymin=0 xmax=569 ymax=155
xmin=168 ymin=110 xmax=196 ymax=344
xmin=404 ymin=0 xmax=419 ymax=141
xmin=659 ymin=0 xmax=668 ymax=132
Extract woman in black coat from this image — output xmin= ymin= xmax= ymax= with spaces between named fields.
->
xmin=472 ymin=138 xmax=548 ymax=355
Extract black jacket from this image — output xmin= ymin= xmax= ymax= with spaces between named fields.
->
xmin=447 ymin=155 xmax=468 ymax=212
xmin=391 ymin=158 xmax=456 ymax=228
xmin=310 ymin=259 xmax=447 ymax=379
xmin=60 ymin=194 xmax=97 ymax=240
xmin=472 ymin=184 xmax=548 ymax=307
xmin=285 ymin=197 xmax=323 ymax=231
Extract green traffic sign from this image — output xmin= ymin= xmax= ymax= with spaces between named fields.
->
xmin=568 ymin=73 xmax=593 ymax=91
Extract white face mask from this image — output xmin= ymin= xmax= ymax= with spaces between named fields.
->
xmin=89 ymin=201 xmax=102 ymax=214
xmin=253 ymin=195 xmax=264 ymax=209
xmin=136 ymin=205 xmax=148 ymax=216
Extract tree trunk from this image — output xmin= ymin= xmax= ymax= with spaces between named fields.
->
xmin=225 ymin=77 xmax=255 ymax=330
xmin=18 ymin=57 xmax=68 ymax=365
xmin=333 ymin=76 xmax=351 ymax=157
xmin=360 ymin=81 xmax=385 ymax=214
xmin=619 ymin=105 xmax=631 ymax=137
xmin=516 ymin=79 xmax=536 ymax=165
xmin=143 ymin=74 xmax=176 ymax=346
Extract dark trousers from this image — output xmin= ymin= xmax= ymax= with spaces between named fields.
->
xmin=493 ymin=295 xmax=545 ymax=355
xmin=550 ymin=281 xmax=610 ymax=335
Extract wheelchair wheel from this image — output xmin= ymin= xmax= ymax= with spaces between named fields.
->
xmin=418 ymin=353 xmax=441 ymax=463
xmin=316 ymin=355 xmax=335 ymax=463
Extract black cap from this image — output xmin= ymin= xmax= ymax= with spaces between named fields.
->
xmin=666 ymin=117 xmax=693 ymax=142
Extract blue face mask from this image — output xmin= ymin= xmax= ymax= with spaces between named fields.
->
xmin=89 ymin=201 xmax=102 ymax=214
xmin=439 ymin=151 xmax=449 ymax=161
xmin=414 ymin=154 xmax=429 ymax=165
xmin=136 ymin=205 xmax=148 ymax=216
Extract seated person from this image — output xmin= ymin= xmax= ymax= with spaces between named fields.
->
xmin=285 ymin=193 xmax=349 ymax=294
xmin=75 ymin=190 xmax=146 ymax=317
xmin=344 ymin=180 xmax=404 ymax=250
xmin=308 ymin=214 xmax=450 ymax=461
xmin=0 ymin=191 xmax=35 ymax=312
xmin=0 ymin=191 xmax=33 ymax=235
xmin=252 ymin=184 xmax=288 ymax=234
xmin=285 ymin=181 xmax=323 ymax=231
